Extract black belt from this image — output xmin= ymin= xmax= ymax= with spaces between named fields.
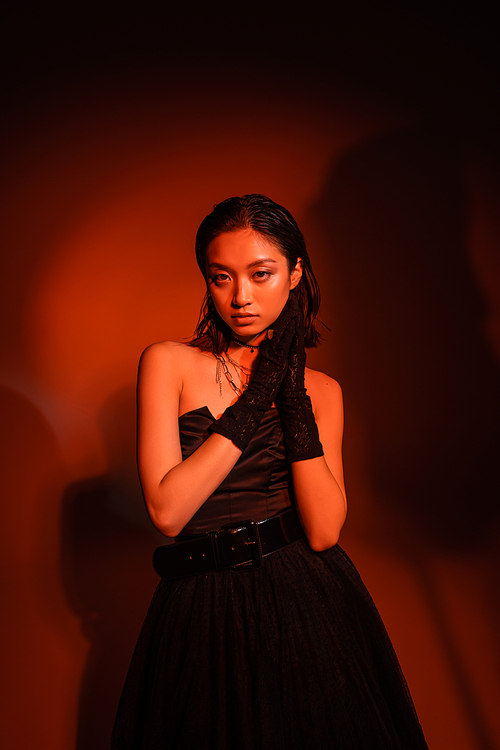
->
xmin=153 ymin=507 xmax=303 ymax=580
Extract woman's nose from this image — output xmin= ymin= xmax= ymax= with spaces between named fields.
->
xmin=232 ymin=279 xmax=251 ymax=307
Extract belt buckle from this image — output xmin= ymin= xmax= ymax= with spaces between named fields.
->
xmin=220 ymin=519 xmax=263 ymax=570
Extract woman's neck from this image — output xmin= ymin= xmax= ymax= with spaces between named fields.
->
xmin=225 ymin=341 xmax=259 ymax=370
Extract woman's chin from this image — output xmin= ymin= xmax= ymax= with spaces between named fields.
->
xmin=230 ymin=327 xmax=267 ymax=345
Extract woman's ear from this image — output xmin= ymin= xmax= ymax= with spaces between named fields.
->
xmin=289 ymin=258 xmax=303 ymax=290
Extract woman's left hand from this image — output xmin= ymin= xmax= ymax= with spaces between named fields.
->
xmin=276 ymin=295 xmax=324 ymax=462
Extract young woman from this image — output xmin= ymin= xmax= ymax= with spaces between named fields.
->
xmin=111 ymin=195 xmax=428 ymax=749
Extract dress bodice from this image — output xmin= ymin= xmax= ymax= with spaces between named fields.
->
xmin=178 ymin=406 xmax=293 ymax=535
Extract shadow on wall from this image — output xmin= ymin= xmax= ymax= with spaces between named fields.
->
xmin=308 ymin=122 xmax=500 ymax=750
xmin=309 ymin=122 xmax=500 ymax=553
xmin=61 ymin=385 xmax=165 ymax=750
xmin=0 ymin=385 xmax=72 ymax=750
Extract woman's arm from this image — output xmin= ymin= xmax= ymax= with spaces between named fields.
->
xmin=290 ymin=371 xmax=347 ymax=551
xmin=137 ymin=342 xmax=242 ymax=537
xmin=140 ymin=300 xmax=297 ymax=536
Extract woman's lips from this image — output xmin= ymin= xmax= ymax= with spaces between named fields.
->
xmin=231 ymin=314 xmax=258 ymax=325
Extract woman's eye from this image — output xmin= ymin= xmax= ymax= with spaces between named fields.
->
xmin=254 ymin=271 xmax=271 ymax=280
xmin=213 ymin=273 xmax=230 ymax=283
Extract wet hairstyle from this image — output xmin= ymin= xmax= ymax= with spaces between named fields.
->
xmin=190 ymin=194 xmax=322 ymax=354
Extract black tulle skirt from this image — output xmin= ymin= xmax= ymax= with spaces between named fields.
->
xmin=111 ymin=539 xmax=428 ymax=749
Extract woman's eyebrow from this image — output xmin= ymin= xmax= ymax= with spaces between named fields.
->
xmin=207 ymin=258 xmax=278 ymax=270
xmin=247 ymin=258 xmax=278 ymax=268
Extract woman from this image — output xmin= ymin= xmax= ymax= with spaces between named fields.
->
xmin=111 ymin=195 xmax=428 ymax=749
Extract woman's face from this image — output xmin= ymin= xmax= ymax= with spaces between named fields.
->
xmin=206 ymin=228 xmax=302 ymax=343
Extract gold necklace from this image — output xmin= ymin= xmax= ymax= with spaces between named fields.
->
xmin=215 ymin=353 xmax=251 ymax=397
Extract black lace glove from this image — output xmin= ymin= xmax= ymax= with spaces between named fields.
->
xmin=277 ymin=296 xmax=324 ymax=462
xmin=208 ymin=298 xmax=296 ymax=452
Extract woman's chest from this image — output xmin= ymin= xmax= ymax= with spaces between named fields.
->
xmin=178 ymin=349 xmax=240 ymax=419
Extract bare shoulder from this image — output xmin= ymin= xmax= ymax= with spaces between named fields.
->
xmin=304 ymin=368 xmax=343 ymax=415
xmin=138 ymin=341 xmax=197 ymax=389
xmin=305 ymin=367 xmax=342 ymax=398
xmin=139 ymin=340 xmax=198 ymax=370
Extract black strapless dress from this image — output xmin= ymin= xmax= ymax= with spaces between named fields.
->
xmin=111 ymin=407 xmax=428 ymax=749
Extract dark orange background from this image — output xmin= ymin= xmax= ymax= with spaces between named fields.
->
xmin=1 ymin=5 xmax=499 ymax=749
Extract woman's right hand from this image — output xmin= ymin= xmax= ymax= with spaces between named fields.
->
xmin=208 ymin=296 xmax=297 ymax=452
xmin=245 ymin=295 xmax=297 ymax=402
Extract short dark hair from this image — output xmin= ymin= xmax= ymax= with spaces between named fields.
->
xmin=190 ymin=194 xmax=322 ymax=354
